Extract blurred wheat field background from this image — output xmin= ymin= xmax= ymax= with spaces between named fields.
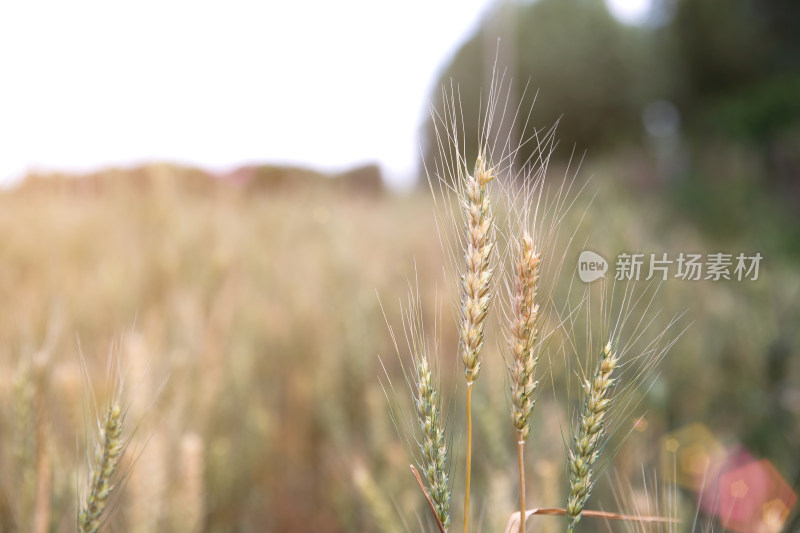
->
xmin=0 ymin=159 xmax=797 ymax=532
xmin=0 ymin=167 xmax=445 ymax=531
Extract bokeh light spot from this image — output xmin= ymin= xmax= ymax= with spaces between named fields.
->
xmin=730 ymin=479 xmax=749 ymax=499
xmin=716 ymin=459 xmax=797 ymax=532
xmin=762 ymin=498 xmax=789 ymax=531
xmin=660 ymin=423 xmax=725 ymax=490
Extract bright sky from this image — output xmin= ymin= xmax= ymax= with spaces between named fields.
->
xmin=605 ymin=0 xmax=652 ymax=24
xmin=0 ymin=0 xmax=646 ymax=189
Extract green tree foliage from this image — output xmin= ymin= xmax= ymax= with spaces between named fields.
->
xmin=668 ymin=0 xmax=800 ymax=139
xmin=421 ymin=0 xmax=669 ymax=177
xmin=421 ymin=0 xmax=800 ymax=181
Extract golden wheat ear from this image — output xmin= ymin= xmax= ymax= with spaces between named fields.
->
xmin=459 ymin=153 xmax=496 ymax=386
xmin=507 ymin=233 xmax=542 ymax=441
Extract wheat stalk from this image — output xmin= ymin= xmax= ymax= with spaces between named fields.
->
xmin=458 ymin=153 xmax=496 ymax=533
xmin=507 ymin=232 xmax=541 ymax=533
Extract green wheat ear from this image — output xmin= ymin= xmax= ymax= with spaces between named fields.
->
xmin=78 ymin=402 xmax=124 ymax=533
xmin=567 ymin=340 xmax=618 ymax=532
xmin=414 ymin=356 xmax=450 ymax=529
xmin=380 ymin=286 xmax=451 ymax=532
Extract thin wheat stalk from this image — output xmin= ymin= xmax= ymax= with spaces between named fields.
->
xmin=463 ymin=382 xmax=474 ymax=533
xmin=458 ymin=153 xmax=495 ymax=533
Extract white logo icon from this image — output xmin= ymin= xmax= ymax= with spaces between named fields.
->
xmin=578 ymin=250 xmax=608 ymax=283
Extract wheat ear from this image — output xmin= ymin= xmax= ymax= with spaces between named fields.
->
xmin=507 ymin=233 xmax=541 ymax=532
xmin=414 ymin=356 xmax=450 ymax=530
xmin=566 ymin=340 xmax=618 ymax=532
xmin=78 ymin=402 xmax=124 ymax=533
xmin=459 ymin=153 xmax=495 ymax=533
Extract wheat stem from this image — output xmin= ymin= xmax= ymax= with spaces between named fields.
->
xmin=517 ymin=436 xmax=526 ymax=533
xmin=463 ymin=381 xmax=473 ymax=533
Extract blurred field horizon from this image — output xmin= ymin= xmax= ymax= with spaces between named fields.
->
xmin=1 ymin=0 xmax=799 ymax=532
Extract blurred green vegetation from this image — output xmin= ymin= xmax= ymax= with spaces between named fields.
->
xmin=423 ymin=0 xmax=800 ymax=253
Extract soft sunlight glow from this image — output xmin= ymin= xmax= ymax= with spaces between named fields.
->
xmin=0 ymin=0 xmax=493 ymax=188
xmin=605 ymin=0 xmax=652 ymax=24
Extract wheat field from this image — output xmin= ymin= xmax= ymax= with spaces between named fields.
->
xmin=0 ymin=159 xmax=797 ymax=532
